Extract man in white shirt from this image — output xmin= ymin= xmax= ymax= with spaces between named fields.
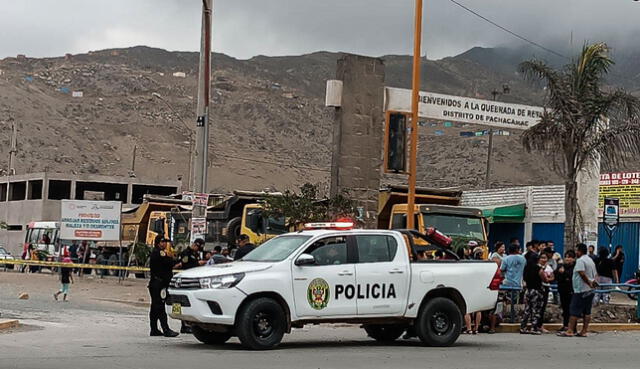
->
xmin=559 ymin=243 xmax=598 ymax=337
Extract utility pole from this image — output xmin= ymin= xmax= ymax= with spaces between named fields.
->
xmin=484 ymin=85 xmax=510 ymax=189
xmin=193 ymin=0 xmax=213 ymax=225
xmin=8 ymin=122 xmax=17 ymax=175
xmin=188 ymin=0 xmax=213 ymax=244
xmin=5 ymin=122 xmax=16 ymax=249
xmin=128 ymin=144 xmax=137 ymax=178
xmin=194 ymin=0 xmax=212 ymax=197
xmin=407 ymin=0 xmax=423 ymax=230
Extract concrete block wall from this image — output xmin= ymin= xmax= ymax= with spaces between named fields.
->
xmin=330 ymin=54 xmax=385 ymax=227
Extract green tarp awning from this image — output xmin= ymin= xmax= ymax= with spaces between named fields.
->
xmin=481 ymin=203 xmax=526 ymax=223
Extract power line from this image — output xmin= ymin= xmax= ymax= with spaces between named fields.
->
xmin=446 ymin=0 xmax=569 ymax=60
xmin=445 ymin=2 xmax=629 ymax=88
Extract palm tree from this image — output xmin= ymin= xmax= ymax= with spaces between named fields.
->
xmin=520 ymin=42 xmax=640 ymax=250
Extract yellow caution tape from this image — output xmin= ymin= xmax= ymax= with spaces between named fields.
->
xmin=0 ymin=259 xmax=150 ymax=272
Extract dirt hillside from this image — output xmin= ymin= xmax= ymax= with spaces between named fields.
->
xmin=0 ymin=46 xmax=633 ymax=193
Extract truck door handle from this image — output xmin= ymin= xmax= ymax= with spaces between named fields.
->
xmin=338 ymin=271 xmax=353 ymax=276
xmin=389 ymin=269 xmax=404 ymax=274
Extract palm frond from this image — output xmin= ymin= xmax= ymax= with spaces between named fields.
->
xmin=519 ymin=60 xmax=559 ymax=83
xmin=519 ymin=60 xmax=565 ymax=108
xmin=573 ymin=42 xmax=613 ymax=97
xmin=580 ymin=89 xmax=640 ymax=145
xmin=601 ymin=89 xmax=640 ymax=121
xmin=596 ymin=126 xmax=640 ymax=170
xmin=521 ymin=112 xmax=572 ymax=176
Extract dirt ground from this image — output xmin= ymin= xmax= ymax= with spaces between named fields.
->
xmin=0 ymin=269 xmax=150 ymax=311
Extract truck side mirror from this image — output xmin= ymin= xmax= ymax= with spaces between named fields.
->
xmin=246 ymin=210 xmax=263 ymax=234
xmin=295 ymin=253 xmax=315 ymax=266
xmin=152 ymin=218 xmax=165 ymax=234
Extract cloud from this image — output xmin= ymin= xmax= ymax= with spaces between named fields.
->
xmin=1 ymin=0 xmax=639 ymax=60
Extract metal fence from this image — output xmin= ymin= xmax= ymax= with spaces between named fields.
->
xmin=499 ymin=283 xmax=640 ymax=322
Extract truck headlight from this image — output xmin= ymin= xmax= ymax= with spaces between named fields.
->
xmin=199 ymin=273 xmax=245 ymax=289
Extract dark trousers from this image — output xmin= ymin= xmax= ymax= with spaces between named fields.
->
xmin=148 ymin=279 xmax=169 ymax=332
xmin=536 ymin=286 xmax=550 ymax=329
xmin=559 ymin=291 xmax=573 ymax=327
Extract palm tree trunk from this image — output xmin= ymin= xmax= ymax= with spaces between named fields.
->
xmin=563 ymin=180 xmax=579 ymax=250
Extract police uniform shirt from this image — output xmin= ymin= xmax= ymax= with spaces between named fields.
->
xmin=179 ymin=247 xmax=200 ymax=269
xmin=233 ymin=243 xmax=255 ymax=261
xmin=149 ymin=247 xmax=174 ymax=284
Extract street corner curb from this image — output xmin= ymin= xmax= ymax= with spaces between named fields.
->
xmin=497 ymin=323 xmax=640 ymax=333
xmin=93 ymin=298 xmax=149 ymax=308
xmin=0 ymin=319 xmax=20 ymax=331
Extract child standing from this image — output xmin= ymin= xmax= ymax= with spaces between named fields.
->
xmin=54 ymin=257 xmax=74 ymax=301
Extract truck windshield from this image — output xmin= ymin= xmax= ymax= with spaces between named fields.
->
xmin=422 ymin=214 xmax=484 ymax=240
xmin=242 ymin=235 xmax=311 ymax=262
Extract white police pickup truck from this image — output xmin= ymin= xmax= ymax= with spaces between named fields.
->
xmin=166 ymin=227 xmax=500 ymax=350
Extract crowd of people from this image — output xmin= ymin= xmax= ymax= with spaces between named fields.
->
xmin=20 ymin=238 xmax=93 ymax=274
xmin=475 ymin=238 xmax=626 ymax=336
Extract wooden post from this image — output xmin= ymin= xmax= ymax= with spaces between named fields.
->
xmin=407 ymin=0 xmax=423 ymax=230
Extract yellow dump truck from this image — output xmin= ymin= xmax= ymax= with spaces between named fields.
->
xmin=123 ymin=191 xmax=285 ymax=250
xmin=124 ymin=187 xmax=489 ymax=259
xmin=239 ymin=203 xmax=289 ymax=244
xmin=378 ymin=185 xmax=489 ymax=258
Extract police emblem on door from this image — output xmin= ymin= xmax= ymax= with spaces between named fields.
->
xmin=307 ymin=278 xmax=330 ymax=310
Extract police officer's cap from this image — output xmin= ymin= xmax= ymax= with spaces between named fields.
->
xmin=154 ymin=235 xmax=164 ymax=247
xmin=194 ymin=238 xmax=205 ymax=246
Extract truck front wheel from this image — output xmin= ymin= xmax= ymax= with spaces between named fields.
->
xmin=226 ymin=217 xmax=242 ymax=247
xmin=236 ymin=297 xmax=286 ymax=350
xmin=192 ymin=326 xmax=232 ymax=345
xmin=363 ymin=324 xmax=405 ymax=343
xmin=415 ymin=297 xmax=462 ymax=347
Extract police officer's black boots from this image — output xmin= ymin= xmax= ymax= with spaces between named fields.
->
xmin=160 ymin=317 xmax=179 ymax=337
xmin=150 ymin=315 xmax=163 ymax=336
xmin=163 ymin=327 xmax=179 ymax=337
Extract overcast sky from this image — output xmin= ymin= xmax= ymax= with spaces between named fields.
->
xmin=1 ymin=0 xmax=639 ymax=60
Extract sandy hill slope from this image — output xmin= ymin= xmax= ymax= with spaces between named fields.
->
xmin=0 ymin=46 xmax=635 ymax=193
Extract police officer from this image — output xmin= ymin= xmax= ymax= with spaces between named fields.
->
xmin=174 ymin=238 xmax=206 ymax=333
xmin=148 ymin=236 xmax=179 ymax=337
xmin=176 ymin=238 xmax=205 ymax=270
xmin=233 ymin=234 xmax=255 ymax=260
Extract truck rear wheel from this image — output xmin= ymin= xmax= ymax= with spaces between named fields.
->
xmin=226 ymin=217 xmax=242 ymax=247
xmin=192 ymin=326 xmax=232 ymax=345
xmin=236 ymin=297 xmax=286 ymax=350
xmin=415 ymin=297 xmax=462 ymax=347
xmin=363 ymin=324 xmax=405 ymax=343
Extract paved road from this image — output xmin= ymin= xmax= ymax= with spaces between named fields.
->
xmin=2 ymin=273 xmax=640 ymax=369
